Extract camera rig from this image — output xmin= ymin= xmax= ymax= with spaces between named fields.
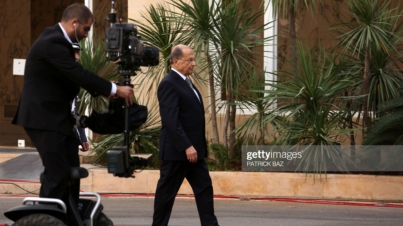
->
xmin=104 ymin=0 xmax=159 ymax=178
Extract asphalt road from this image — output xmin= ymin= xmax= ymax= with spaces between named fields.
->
xmin=1 ymin=195 xmax=403 ymax=226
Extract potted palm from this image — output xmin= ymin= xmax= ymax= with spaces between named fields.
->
xmin=262 ymin=42 xmax=356 ymax=175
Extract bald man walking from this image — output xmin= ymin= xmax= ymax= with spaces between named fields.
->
xmin=152 ymin=45 xmax=219 ymax=226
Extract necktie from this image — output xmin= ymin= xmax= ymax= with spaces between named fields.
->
xmin=185 ymin=77 xmax=192 ymax=88
xmin=185 ymin=77 xmax=200 ymax=102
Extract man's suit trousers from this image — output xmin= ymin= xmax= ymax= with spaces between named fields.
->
xmin=24 ymin=128 xmax=80 ymax=208
xmin=152 ymin=159 xmax=219 ymax=226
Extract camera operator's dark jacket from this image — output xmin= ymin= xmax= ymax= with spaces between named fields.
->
xmin=12 ymin=24 xmax=111 ymax=136
xmin=157 ymin=70 xmax=207 ymax=160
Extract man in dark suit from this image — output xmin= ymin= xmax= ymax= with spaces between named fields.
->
xmin=12 ymin=3 xmax=133 ymax=211
xmin=152 ymin=44 xmax=219 ymax=226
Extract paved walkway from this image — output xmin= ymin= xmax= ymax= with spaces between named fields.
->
xmin=1 ymin=195 xmax=403 ymax=226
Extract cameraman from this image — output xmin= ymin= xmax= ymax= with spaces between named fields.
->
xmin=12 ymin=3 xmax=133 ymax=218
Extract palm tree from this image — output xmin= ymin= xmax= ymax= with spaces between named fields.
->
xmin=262 ymin=42 xmax=356 ymax=174
xmin=366 ymin=8 xmax=403 ymax=117
xmin=335 ymin=0 xmax=399 ymax=130
xmin=212 ymin=0 xmax=273 ymax=156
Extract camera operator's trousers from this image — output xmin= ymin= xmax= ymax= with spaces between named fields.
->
xmin=152 ymin=160 xmax=219 ymax=226
xmin=24 ymin=128 xmax=80 ymax=217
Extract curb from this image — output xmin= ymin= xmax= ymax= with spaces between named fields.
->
xmin=96 ymin=193 xmax=403 ymax=208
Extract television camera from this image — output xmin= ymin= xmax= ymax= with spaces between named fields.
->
xmin=105 ymin=2 xmax=159 ymax=74
xmin=104 ymin=0 xmax=159 ymax=178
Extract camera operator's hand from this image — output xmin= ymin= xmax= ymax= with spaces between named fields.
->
xmin=116 ymin=85 xmax=134 ymax=106
xmin=81 ymin=142 xmax=90 ymax=152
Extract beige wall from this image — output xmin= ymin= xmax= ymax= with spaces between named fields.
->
xmin=128 ymin=0 xmax=191 ymax=23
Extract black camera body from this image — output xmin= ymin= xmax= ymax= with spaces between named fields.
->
xmin=105 ymin=23 xmax=159 ymax=73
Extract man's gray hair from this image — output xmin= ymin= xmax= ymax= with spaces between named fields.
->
xmin=170 ymin=45 xmax=192 ymax=65
xmin=170 ymin=48 xmax=183 ymax=65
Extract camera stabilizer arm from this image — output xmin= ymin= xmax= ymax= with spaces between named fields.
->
xmin=102 ymin=0 xmax=159 ymax=178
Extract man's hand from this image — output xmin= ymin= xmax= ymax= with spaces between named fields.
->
xmin=80 ymin=142 xmax=90 ymax=152
xmin=116 ymin=85 xmax=134 ymax=106
xmin=185 ymin=146 xmax=198 ymax=163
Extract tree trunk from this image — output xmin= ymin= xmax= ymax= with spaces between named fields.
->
xmin=259 ymin=113 xmax=264 ymax=145
xmin=345 ymin=91 xmax=355 ymax=162
xmin=229 ymin=103 xmax=236 ymax=158
xmin=363 ymin=48 xmax=371 ymax=129
xmin=289 ymin=4 xmax=298 ymax=76
xmin=207 ymin=53 xmax=220 ymax=144
xmin=363 ymin=47 xmax=380 ymax=163
xmin=223 ymin=64 xmax=233 ymax=150
xmin=223 ymin=104 xmax=229 ymax=150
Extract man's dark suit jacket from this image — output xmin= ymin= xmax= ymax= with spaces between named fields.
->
xmin=157 ymin=70 xmax=207 ymax=161
xmin=12 ymin=24 xmax=111 ymax=136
